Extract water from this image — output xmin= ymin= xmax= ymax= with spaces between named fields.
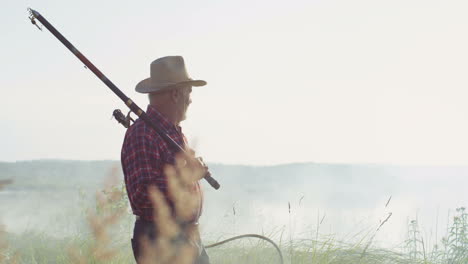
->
xmin=0 ymin=162 xmax=466 ymax=251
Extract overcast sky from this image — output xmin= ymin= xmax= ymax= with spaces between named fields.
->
xmin=2 ymin=0 xmax=468 ymax=165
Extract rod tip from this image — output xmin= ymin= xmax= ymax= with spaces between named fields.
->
xmin=27 ymin=7 xmax=40 ymax=17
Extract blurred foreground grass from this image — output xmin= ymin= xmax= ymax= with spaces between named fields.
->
xmin=1 ymin=207 xmax=466 ymax=264
xmin=0 ymin=167 xmax=466 ymax=264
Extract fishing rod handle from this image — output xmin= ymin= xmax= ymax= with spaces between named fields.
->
xmin=204 ymin=171 xmax=220 ymax=190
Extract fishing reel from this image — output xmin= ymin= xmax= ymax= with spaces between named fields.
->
xmin=112 ymin=109 xmax=134 ymax=128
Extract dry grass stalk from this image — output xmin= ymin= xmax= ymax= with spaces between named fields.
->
xmin=88 ymin=167 xmax=126 ymax=261
xmin=0 ymin=180 xmax=9 ymax=260
xmin=66 ymin=166 xmax=126 ymax=263
xmin=67 ymin=247 xmax=87 ymax=264
xmin=0 ymin=224 xmax=7 ymax=264
xmin=0 ymin=179 xmax=18 ymax=264
xmin=64 ymin=151 xmax=204 ymax=263
xmin=137 ymin=151 xmax=206 ymax=264
xmin=0 ymin=179 xmax=12 ymax=191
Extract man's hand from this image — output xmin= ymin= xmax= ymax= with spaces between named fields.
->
xmin=171 ymin=148 xmax=207 ymax=183
xmin=162 ymin=149 xmax=205 ymax=223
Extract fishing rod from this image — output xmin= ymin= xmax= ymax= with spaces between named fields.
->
xmin=26 ymin=8 xmax=220 ymax=190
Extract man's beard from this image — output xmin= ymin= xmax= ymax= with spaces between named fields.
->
xmin=178 ymin=108 xmax=188 ymax=123
xmin=180 ymin=104 xmax=189 ymax=122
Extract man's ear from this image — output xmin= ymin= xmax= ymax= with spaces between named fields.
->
xmin=170 ymin=88 xmax=180 ymax=103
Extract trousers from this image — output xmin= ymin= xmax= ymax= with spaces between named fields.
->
xmin=131 ymin=218 xmax=210 ymax=264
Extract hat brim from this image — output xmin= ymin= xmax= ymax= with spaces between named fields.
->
xmin=135 ymin=78 xmax=207 ymax=94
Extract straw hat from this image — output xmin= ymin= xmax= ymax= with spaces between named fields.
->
xmin=135 ymin=56 xmax=206 ymax=93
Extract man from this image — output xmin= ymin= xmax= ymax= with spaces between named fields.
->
xmin=121 ymin=56 xmax=210 ymax=264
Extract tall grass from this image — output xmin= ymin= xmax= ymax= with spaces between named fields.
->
xmin=1 ymin=167 xmax=467 ymax=264
xmin=403 ymin=207 xmax=467 ymax=264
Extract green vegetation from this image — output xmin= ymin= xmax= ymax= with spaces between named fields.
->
xmin=0 ymin=161 xmax=466 ymax=263
xmin=1 ymin=183 xmax=466 ymax=264
xmin=1 ymin=208 xmax=466 ymax=264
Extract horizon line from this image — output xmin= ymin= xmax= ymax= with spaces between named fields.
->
xmin=1 ymin=158 xmax=468 ymax=168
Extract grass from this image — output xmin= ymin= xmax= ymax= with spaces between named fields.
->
xmin=1 ymin=211 xmax=467 ymax=264
xmin=2 ymin=220 xmax=466 ymax=264
xmin=1 ymin=161 xmax=467 ymax=263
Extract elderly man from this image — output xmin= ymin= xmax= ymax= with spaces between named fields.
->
xmin=121 ymin=56 xmax=210 ymax=264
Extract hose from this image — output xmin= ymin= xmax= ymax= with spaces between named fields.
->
xmin=205 ymin=234 xmax=284 ymax=264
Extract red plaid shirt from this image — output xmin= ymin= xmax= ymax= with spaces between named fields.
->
xmin=121 ymin=105 xmax=203 ymax=222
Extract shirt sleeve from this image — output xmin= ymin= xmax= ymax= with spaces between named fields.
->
xmin=123 ymin=130 xmax=167 ymax=209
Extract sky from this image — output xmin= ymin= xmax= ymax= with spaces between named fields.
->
xmin=2 ymin=0 xmax=468 ymax=165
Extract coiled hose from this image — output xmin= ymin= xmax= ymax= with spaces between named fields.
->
xmin=205 ymin=234 xmax=284 ymax=264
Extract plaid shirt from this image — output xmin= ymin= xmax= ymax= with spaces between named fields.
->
xmin=121 ymin=105 xmax=203 ymax=222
